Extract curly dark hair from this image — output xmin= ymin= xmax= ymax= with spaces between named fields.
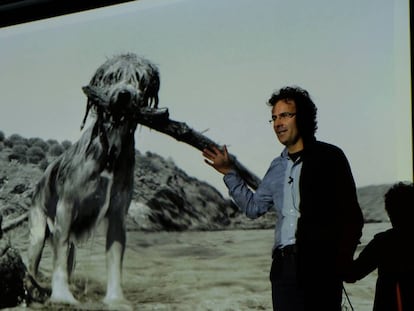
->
xmin=267 ymin=86 xmax=318 ymax=144
xmin=384 ymin=182 xmax=414 ymax=229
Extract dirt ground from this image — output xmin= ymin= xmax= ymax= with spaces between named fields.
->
xmin=4 ymin=223 xmax=389 ymax=311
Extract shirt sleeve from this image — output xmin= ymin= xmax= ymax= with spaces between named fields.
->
xmin=223 ymin=169 xmax=274 ymax=219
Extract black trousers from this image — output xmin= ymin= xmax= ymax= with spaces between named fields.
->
xmin=270 ymin=250 xmax=342 ymax=311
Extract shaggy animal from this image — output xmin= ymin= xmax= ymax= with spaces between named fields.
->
xmin=27 ymin=53 xmax=160 ymax=306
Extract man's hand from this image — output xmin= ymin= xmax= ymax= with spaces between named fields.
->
xmin=202 ymin=145 xmax=233 ymax=175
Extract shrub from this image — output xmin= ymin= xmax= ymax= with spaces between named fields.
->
xmin=47 ymin=139 xmax=59 ymax=146
xmin=27 ymin=146 xmax=46 ymax=164
xmin=8 ymin=144 xmax=28 ymax=164
xmin=49 ymin=144 xmax=64 ymax=157
xmin=11 ymin=144 xmax=28 ymax=154
xmin=3 ymin=139 xmax=13 ymax=148
xmin=32 ymin=139 xmax=49 ymax=152
xmin=28 ymin=137 xmax=44 ymax=147
xmin=8 ymin=134 xmax=28 ymax=146
xmin=61 ymin=140 xmax=72 ymax=150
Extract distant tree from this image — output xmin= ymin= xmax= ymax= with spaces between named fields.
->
xmin=12 ymin=144 xmax=28 ymax=154
xmin=8 ymin=144 xmax=28 ymax=164
xmin=32 ymin=139 xmax=49 ymax=152
xmin=61 ymin=140 xmax=72 ymax=150
xmin=46 ymin=139 xmax=59 ymax=146
xmin=28 ymin=137 xmax=44 ymax=147
xmin=3 ymin=139 xmax=13 ymax=148
xmin=0 ymin=131 xmax=5 ymax=142
xmin=49 ymin=144 xmax=64 ymax=157
xmin=4 ymin=134 xmax=23 ymax=148
xmin=27 ymin=146 xmax=46 ymax=164
xmin=8 ymin=134 xmax=28 ymax=147
xmin=8 ymin=133 xmax=24 ymax=141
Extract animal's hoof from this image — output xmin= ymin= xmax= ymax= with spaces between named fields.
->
xmin=103 ymin=297 xmax=133 ymax=311
xmin=49 ymin=292 xmax=79 ymax=305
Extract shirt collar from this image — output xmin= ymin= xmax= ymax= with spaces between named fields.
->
xmin=281 ymin=147 xmax=303 ymax=162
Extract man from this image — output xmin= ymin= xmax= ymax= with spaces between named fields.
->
xmin=202 ymin=86 xmax=364 ymax=310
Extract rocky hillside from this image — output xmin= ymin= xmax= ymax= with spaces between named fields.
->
xmin=0 ymin=130 xmax=392 ymax=234
xmin=357 ymin=184 xmax=391 ymax=223
xmin=0 ymin=131 xmax=252 ymax=232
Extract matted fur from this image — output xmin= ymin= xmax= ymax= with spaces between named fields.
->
xmin=27 ymin=53 xmax=160 ymax=307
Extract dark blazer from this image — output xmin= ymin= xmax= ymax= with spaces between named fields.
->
xmin=296 ymin=140 xmax=364 ymax=280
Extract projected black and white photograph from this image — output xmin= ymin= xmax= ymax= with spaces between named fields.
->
xmin=0 ymin=0 xmax=412 ymax=310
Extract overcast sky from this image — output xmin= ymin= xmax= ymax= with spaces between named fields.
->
xmin=0 ymin=0 xmax=412 ymax=196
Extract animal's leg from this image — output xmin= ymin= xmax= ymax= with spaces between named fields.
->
xmin=50 ymin=200 xmax=79 ymax=305
xmin=99 ymin=171 xmax=130 ymax=306
xmin=103 ymin=214 xmax=129 ymax=307
xmin=67 ymin=242 xmax=76 ymax=279
xmin=27 ymin=205 xmax=47 ymax=279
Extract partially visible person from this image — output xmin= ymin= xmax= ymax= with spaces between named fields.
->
xmin=345 ymin=182 xmax=414 ymax=311
xmin=203 ymin=86 xmax=364 ymax=310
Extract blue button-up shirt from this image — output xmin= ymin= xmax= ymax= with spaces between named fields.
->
xmin=223 ymin=148 xmax=302 ymax=251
